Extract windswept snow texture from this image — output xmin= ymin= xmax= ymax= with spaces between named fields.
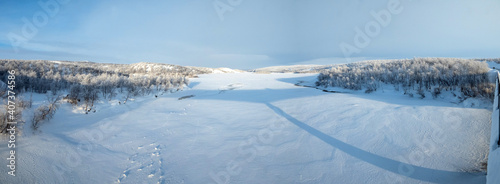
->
xmin=0 ymin=73 xmax=491 ymax=184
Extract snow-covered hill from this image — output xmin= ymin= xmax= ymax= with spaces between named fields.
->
xmin=0 ymin=73 xmax=490 ymax=183
xmin=128 ymin=62 xmax=244 ymax=74
xmin=252 ymin=58 xmax=500 ymax=74
xmin=252 ymin=65 xmax=333 ymax=73
xmin=188 ymin=66 xmax=245 ymax=74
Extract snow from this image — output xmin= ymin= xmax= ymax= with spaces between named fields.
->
xmin=487 ymin=62 xmax=500 ymax=70
xmin=49 ymin=60 xmax=64 ymax=64
xmin=292 ymin=57 xmax=371 ymax=66
xmin=0 ymin=73 xmax=491 ymax=183
xmin=253 ymin=65 xmax=334 ymax=73
xmin=487 ymin=71 xmax=500 ymax=184
xmin=211 ymin=68 xmax=244 ymax=74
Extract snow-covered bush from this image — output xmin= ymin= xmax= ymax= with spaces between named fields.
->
xmin=31 ymin=96 xmax=59 ymax=130
xmin=316 ymin=58 xmax=495 ymax=100
xmin=0 ymin=98 xmax=28 ymax=133
xmin=66 ymin=85 xmax=81 ymax=105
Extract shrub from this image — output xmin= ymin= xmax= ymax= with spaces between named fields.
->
xmin=31 ymin=96 xmax=59 ymax=130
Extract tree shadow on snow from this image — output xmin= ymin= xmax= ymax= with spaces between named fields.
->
xmin=187 ymin=81 xmax=200 ymax=88
xmin=265 ymin=103 xmax=485 ymax=184
xmin=171 ymin=75 xmax=486 ymax=183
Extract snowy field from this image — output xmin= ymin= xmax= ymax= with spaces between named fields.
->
xmin=0 ymin=73 xmax=492 ymax=184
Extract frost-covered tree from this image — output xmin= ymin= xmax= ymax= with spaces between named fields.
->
xmin=0 ymin=60 xmax=199 ymax=97
xmin=31 ymin=95 xmax=59 ymax=130
xmin=316 ymin=58 xmax=495 ymax=100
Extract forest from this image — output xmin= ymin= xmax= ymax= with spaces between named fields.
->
xmin=0 ymin=58 xmax=497 ymax=133
xmin=316 ymin=58 xmax=495 ymax=99
xmin=0 ymin=60 xmax=213 ymax=132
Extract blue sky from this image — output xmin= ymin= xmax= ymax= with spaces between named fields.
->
xmin=1 ymin=0 xmax=499 ymax=69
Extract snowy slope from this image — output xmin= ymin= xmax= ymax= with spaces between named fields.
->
xmin=487 ymin=62 xmax=500 ymax=71
xmin=252 ymin=65 xmax=330 ymax=73
xmin=487 ymin=71 xmax=500 ymax=184
xmin=0 ymin=73 xmax=491 ymax=184
xmin=208 ymin=67 xmax=245 ymax=74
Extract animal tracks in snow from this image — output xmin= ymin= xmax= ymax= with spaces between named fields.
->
xmin=116 ymin=143 xmax=182 ymax=184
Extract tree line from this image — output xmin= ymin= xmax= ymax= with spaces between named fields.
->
xmin=316 ymin=58 xmax=495 ymax=99
xmin=0 ymin=60 xmax=209 ymax=133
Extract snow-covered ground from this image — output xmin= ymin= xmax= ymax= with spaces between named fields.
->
xmin=487 ymin=61 xmax=500 ymax=69
xmin=487 ymin=72 xmax=500 ymax=184
xmin=252 ymin=65 xmax=329 ymax=73
xmin=0 ymin=73 xmax=492 ymax=183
